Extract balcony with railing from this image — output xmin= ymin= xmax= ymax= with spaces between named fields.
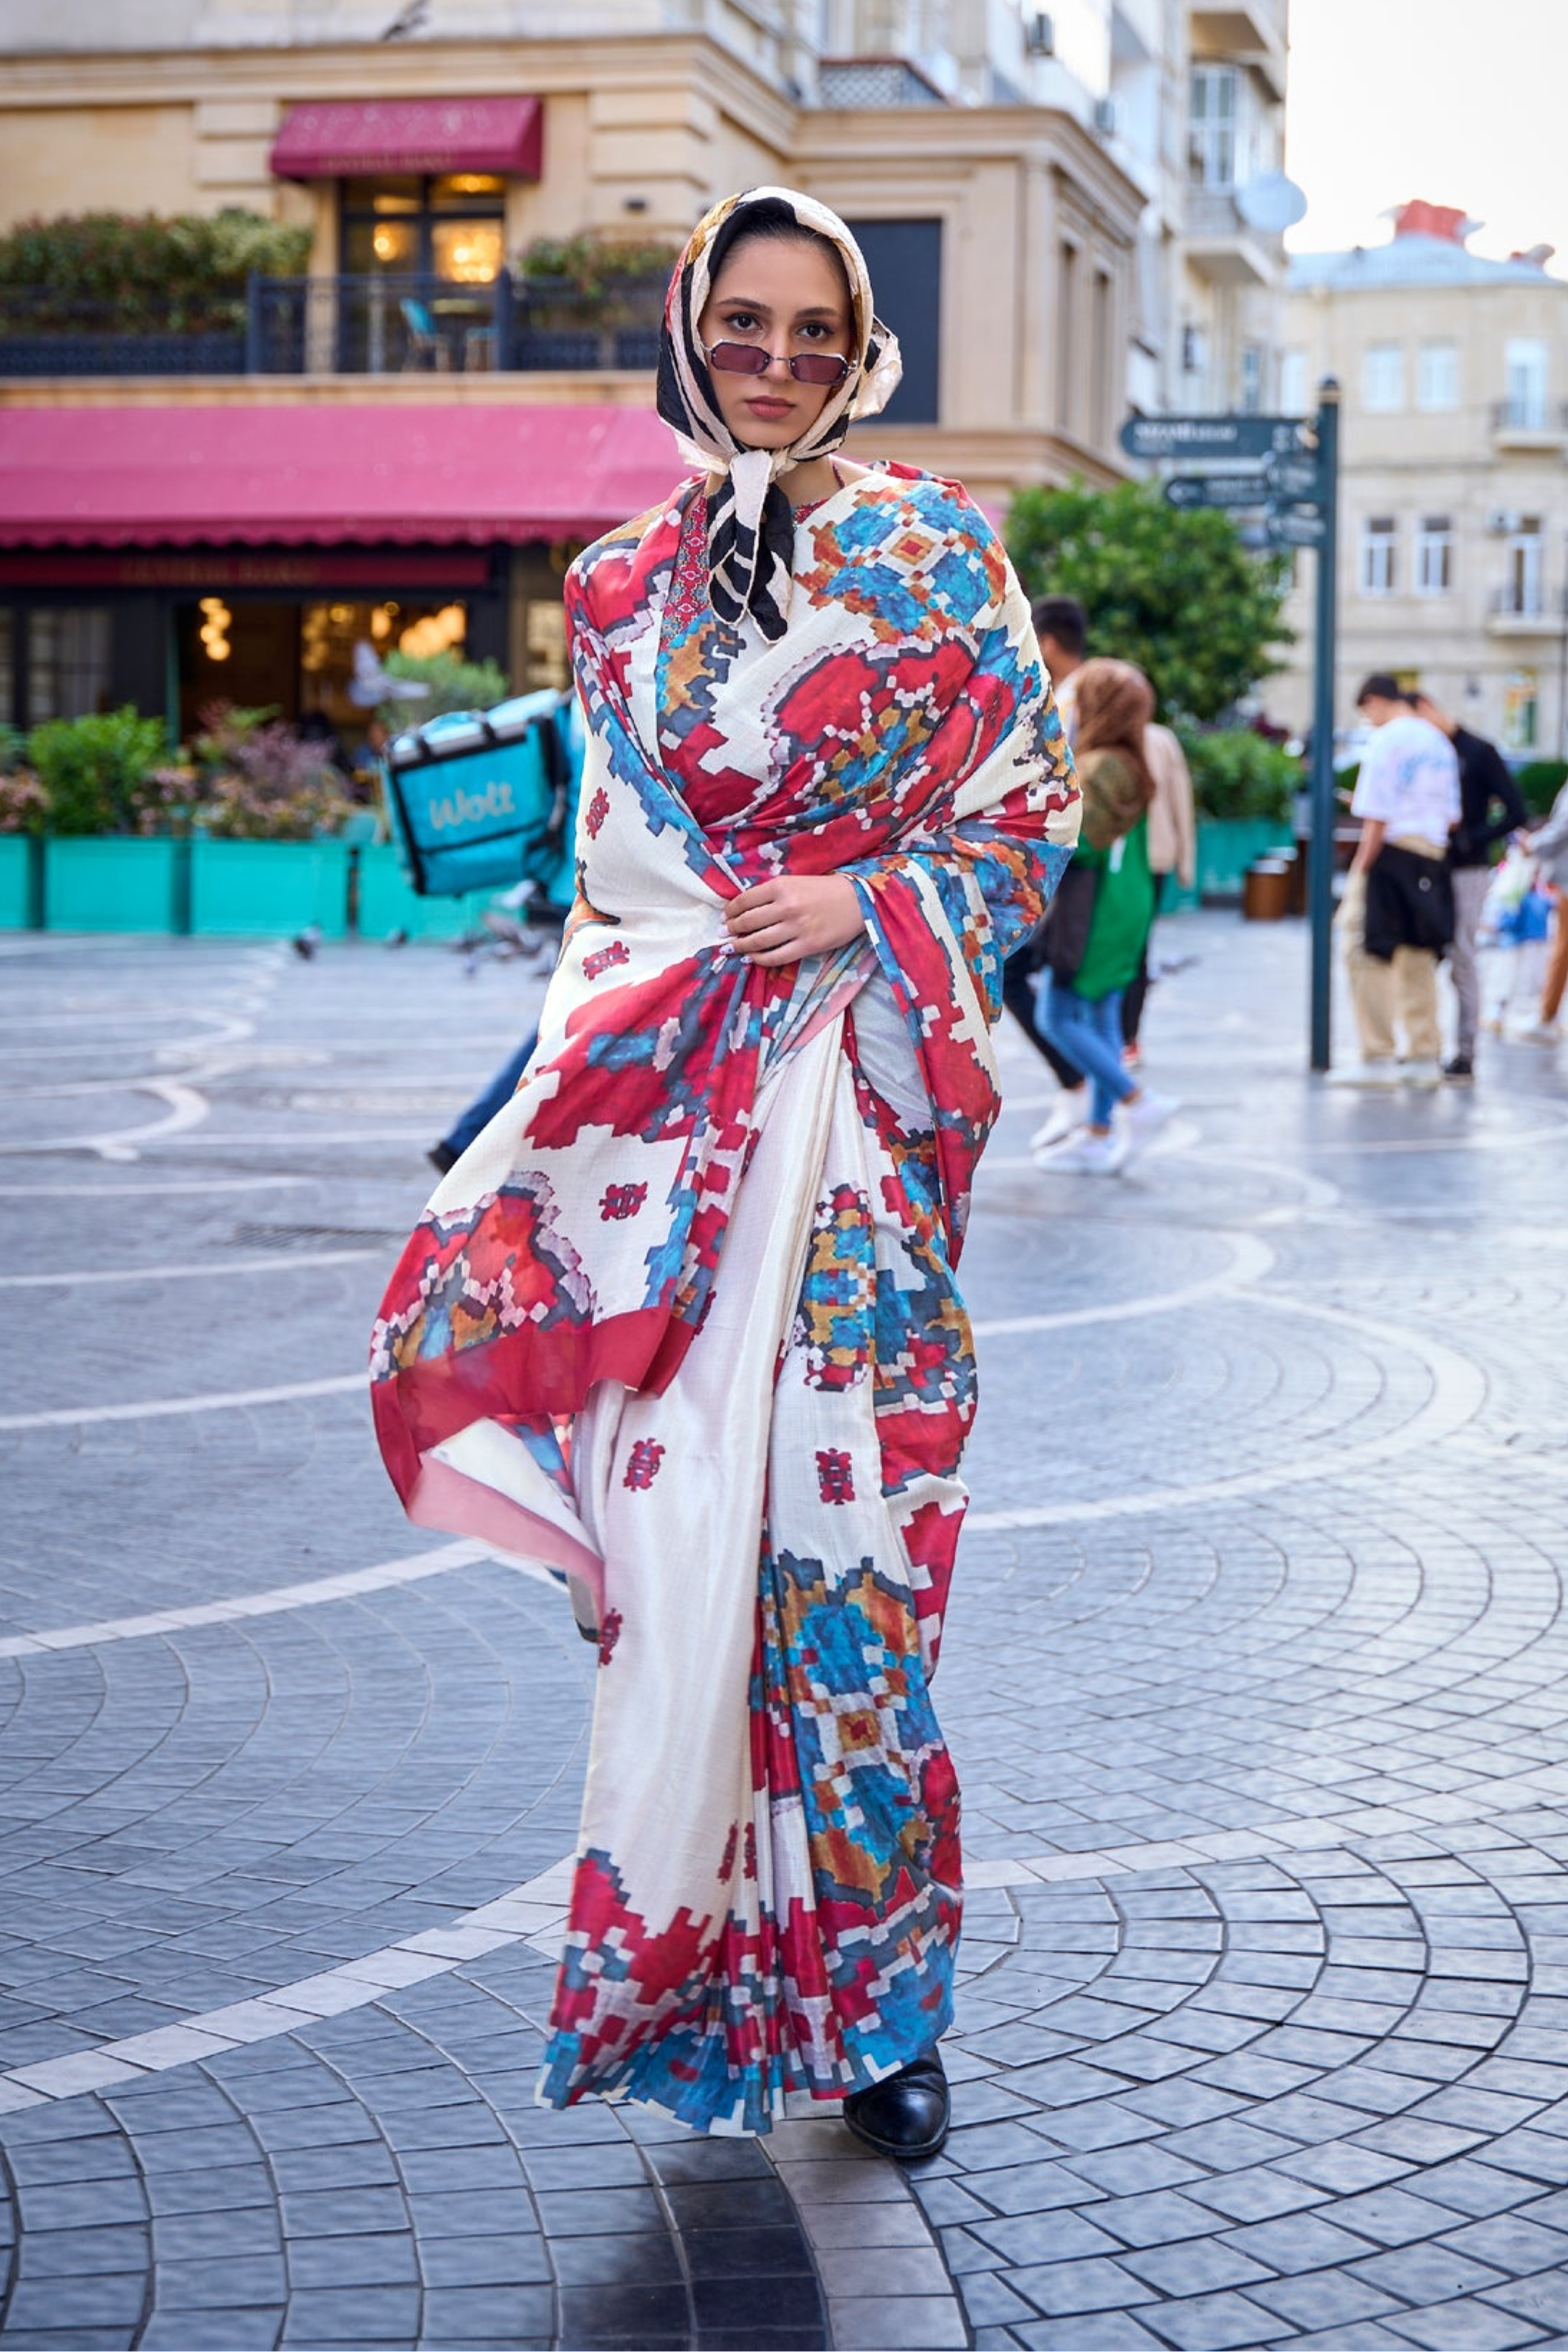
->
xmin=1490 ymin=396 xmax=1568 ymax=449
xmin=1182 ymin=187 xmax=1281 ymax=285
xmin=1487 ymin=583 xmax=1567 ymax=634
xmin=0 ymin=272 xmax=666 ymax=381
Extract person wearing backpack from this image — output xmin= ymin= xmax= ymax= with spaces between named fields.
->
xmin=1033 ymin=659 xmax=1181 ymax=1173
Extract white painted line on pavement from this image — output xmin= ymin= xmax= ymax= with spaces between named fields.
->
xmin=0 ymin=1079 xmax=210 ymax=1164
xmin=0 ymin=1372 xmax=366 ymax=1434
xmin=968 ymin=1293 xmax=1487 ymax=1532
xmin=0 ymin=1176 xmax=307 ymax=1199
xmin=0 ymin=1249 xmax=383 ymax=1291
xmin=0 ymin=1538 xmax=558 ymax=1657
xmin=972 ymin=1232 xmax=1274 ymax=1337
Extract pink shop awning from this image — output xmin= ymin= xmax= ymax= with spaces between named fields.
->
xmin=270 ymin=96 xmax=543 ymax=181
xmin=0 ymin=403 xmax=686 ymax=549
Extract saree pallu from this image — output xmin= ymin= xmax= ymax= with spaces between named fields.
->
xmin=371 ymin=463 xmax=1079 ymax=2133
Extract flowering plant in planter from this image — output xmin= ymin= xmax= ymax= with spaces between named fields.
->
xmin=193 ymin=703 xmax=352 ymax=841
xmin=0 ymin=768 xmax=47 ymax=834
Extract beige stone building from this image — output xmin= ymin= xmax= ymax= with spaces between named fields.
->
xmin=0 ymin=0 xmax=1289 ymax=738
xmin=1276 ymin=201 xmax=1568 ymax=756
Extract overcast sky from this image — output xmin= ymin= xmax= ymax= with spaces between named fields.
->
xmin=1283 ymin=0 xmax=1566 ymax=270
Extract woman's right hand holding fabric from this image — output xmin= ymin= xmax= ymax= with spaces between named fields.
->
xmin=725 ymin=875 xmax=867 ymax=966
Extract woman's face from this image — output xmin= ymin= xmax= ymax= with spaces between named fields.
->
xmin=696 ymin=234 xmax=854 ymax=451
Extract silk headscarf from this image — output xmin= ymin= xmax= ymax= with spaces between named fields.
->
xmin=656 ymin=187 xmax=904 ymax=642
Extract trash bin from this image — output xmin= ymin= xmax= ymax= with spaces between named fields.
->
xmin=1243 ymin=858 xmax=1293 ymax=921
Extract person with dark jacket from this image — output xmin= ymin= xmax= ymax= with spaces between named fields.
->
xmin=1410 ymin=690 xmax=1526 ymax=1080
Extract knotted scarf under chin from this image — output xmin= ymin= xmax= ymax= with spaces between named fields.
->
xmin=704 ymin=447 xmax=796 ymax=644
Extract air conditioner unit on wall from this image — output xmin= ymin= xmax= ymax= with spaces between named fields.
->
xmin=1024 ymin=11 xmax=1055 ymax=56
xmin=1094 ymin=96 xmax=1117 ymax=134
xmin=1488 ymin=510 xmax=1522 ymax=535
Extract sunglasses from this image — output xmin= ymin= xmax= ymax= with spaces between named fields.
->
xmin=701 ymin=337 xmax=854 ymax=388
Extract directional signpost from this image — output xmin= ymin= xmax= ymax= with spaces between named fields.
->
xmin=1121 ymin=386 xmax=1342 ymax=1070
xmin=1163 ymin=475 xmax=1268 ymax=512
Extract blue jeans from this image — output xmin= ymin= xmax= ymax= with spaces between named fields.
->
xmin=441 ymin=1031 xmax=537 ymax=1158
xmin=1038 ymin=979 xmax=1134 ymax=1128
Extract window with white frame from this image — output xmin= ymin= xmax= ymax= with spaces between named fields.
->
xmin=1279 ymin=346 xmax=1309 ymax=416
xmin=1363 ymin=344 xmax=1405 ymax=412
xmin=1360 ymin=516 xmax=1397 ymax=596
xmin=1189 ymin=65 xmax=1243 ymax=188
xmin=1504 ymin=339 xmax=1549 ymax=429
xmin=1416 ymin=515 xmax=1454 ymax=594
xmin=1240 ymin=343 xmax=1262 ymax=414
xmin=1505 ymin=517 xmax=1544 ymax=615
xmin=1418 ymin=342 xmax=1459 ymax=411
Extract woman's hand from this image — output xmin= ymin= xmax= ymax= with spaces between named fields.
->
xmin=725 ymin=875 xmax=867 ymax=966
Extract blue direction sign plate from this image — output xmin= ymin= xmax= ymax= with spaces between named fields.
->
xmin=1266 ymin=504 xmax=1328 ymax=549
xmin=1264 ymin=452 xmax=1323 ymax=503
xmin=1119 ymin=413 xmax=1307 ymax=461
xmin=1165 ymin=475 xmax=1268 ymax=511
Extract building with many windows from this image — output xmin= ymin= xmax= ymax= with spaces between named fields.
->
xmin=0 ymin=0 xmax=1290 ymax=743
xmin=1276 ymin=200 xmax=1568 ymax=755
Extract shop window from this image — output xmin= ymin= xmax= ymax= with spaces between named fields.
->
xmin=842 ymin=219 xmax=941 ymax=426
xmin=341 ymin=174 xmax=507 ymax=283
xmin=1503 ymin=670 xmax=1539 ymax=751
xmin=27 ymin=607 xmax=110 ymax=723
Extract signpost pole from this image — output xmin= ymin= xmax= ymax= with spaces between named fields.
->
xmin=1307 ymin=379 xmax=1340 ymax=1072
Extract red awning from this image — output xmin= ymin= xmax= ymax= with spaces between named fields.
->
xmin=271 ymin=96 xmax=542 ymax=181
xmin=0 ymin=403 xmax=685 ymax=549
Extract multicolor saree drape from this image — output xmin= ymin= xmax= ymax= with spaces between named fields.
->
xmin=371 ymin=462 xmax=1079 ymax=2134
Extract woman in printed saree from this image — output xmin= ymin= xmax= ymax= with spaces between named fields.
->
xmin=371 ymin=187 xmax=1080 ymax=2155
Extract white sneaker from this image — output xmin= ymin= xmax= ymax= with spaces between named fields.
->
xmin=1326 ymin=1062 xmax=1402 ymax=1087
xmin=1400 ymin=1059 xmax=1443 ymax=1089
xmin=1118 ymin=1090 xmax=1180 ymax=1166
xmin=1029 ymin=1091 xmax=1087 ymax=1152
xmin=1036 ymin=1126 xmax=1124 ymax=1175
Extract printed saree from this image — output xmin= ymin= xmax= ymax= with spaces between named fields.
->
xmin=370 ymin=462 xmax=1079 ymax=2133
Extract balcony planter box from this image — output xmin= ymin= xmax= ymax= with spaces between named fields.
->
xmin=0 ymin=835 xmax=42 ymax=928
xmin=189 ymin=837 xmax=350 ymax=936
xmin=44 ymin=835 xmax=181 ymax=931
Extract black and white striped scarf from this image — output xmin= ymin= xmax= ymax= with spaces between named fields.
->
xmin=656 ymin=187 xmax=903 ymax=642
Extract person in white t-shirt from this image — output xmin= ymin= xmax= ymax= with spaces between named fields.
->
xmin=1331 ymin=675 xmax=1461 ymax=1087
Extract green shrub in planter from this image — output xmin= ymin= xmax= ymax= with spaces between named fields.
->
xmin=27 ymin=707 xmax=166 ymax=834
xmin=1516 ymin=759 xmax=1567 ymax=817
xmin=1177 ymin=728 xmax=1301 ymax=824
xmin=0 ymin=209 xmax=310 ymax=334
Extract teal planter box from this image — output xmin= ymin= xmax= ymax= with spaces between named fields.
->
xmin=44 ymin=836 xmax=179 ymax=932
xmin=190 ymin=839 xmax=350 ymax=937
xmin=355 ymin=843 xmax=489 ymax=941
xmin=1168 ymin=819 xmax=1296 ymax=910
xmin=0 ymin=835 xmax=41 ymax=928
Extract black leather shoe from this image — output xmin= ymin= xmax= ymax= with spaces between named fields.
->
xmin=843 ymin=2049 xmax=950 ymax=2162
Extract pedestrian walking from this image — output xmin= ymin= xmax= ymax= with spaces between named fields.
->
xmin=370 ymin=188 xmax=1079 ymax=2157
xmin=1330 ymin=674 xmax=1459 ymax=1088
xmin=1407 ymin=690 xmax=1526 ymax=1081
xmin=1121 ymin=717 xmax=1196 ymax=1063
xmin=1002 ymin=596 xmax=1091 ymax=1149
xmin=1033 ymin=658 xmax=1180 ymax=1173
xmin=1524 ymin=772 xmax=1568 ymax=1042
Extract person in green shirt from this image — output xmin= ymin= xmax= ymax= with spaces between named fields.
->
xmin=1033 ymin=659 xmax=1181 ymax=1174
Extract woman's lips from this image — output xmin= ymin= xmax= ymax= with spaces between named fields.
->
xmin=744 ymin=396 xmax=793 ymax=419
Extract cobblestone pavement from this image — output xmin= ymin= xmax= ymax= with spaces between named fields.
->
xmin=1 ymin=914 xmax=1567 ymax=2352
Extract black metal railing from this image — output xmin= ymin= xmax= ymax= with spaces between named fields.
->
xmin=246 ymin=272 xmax=664 ymax=376
xmin=0 ymin=272 xmax=667 ymax=378
xmin=0 ymin=289 xmax=245 ymax=376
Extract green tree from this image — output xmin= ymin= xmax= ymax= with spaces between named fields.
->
xmin=375 ymin=649 xmax=512 ymax=734
xmin=1005 ymin=477 xmax=1293 ymax=723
